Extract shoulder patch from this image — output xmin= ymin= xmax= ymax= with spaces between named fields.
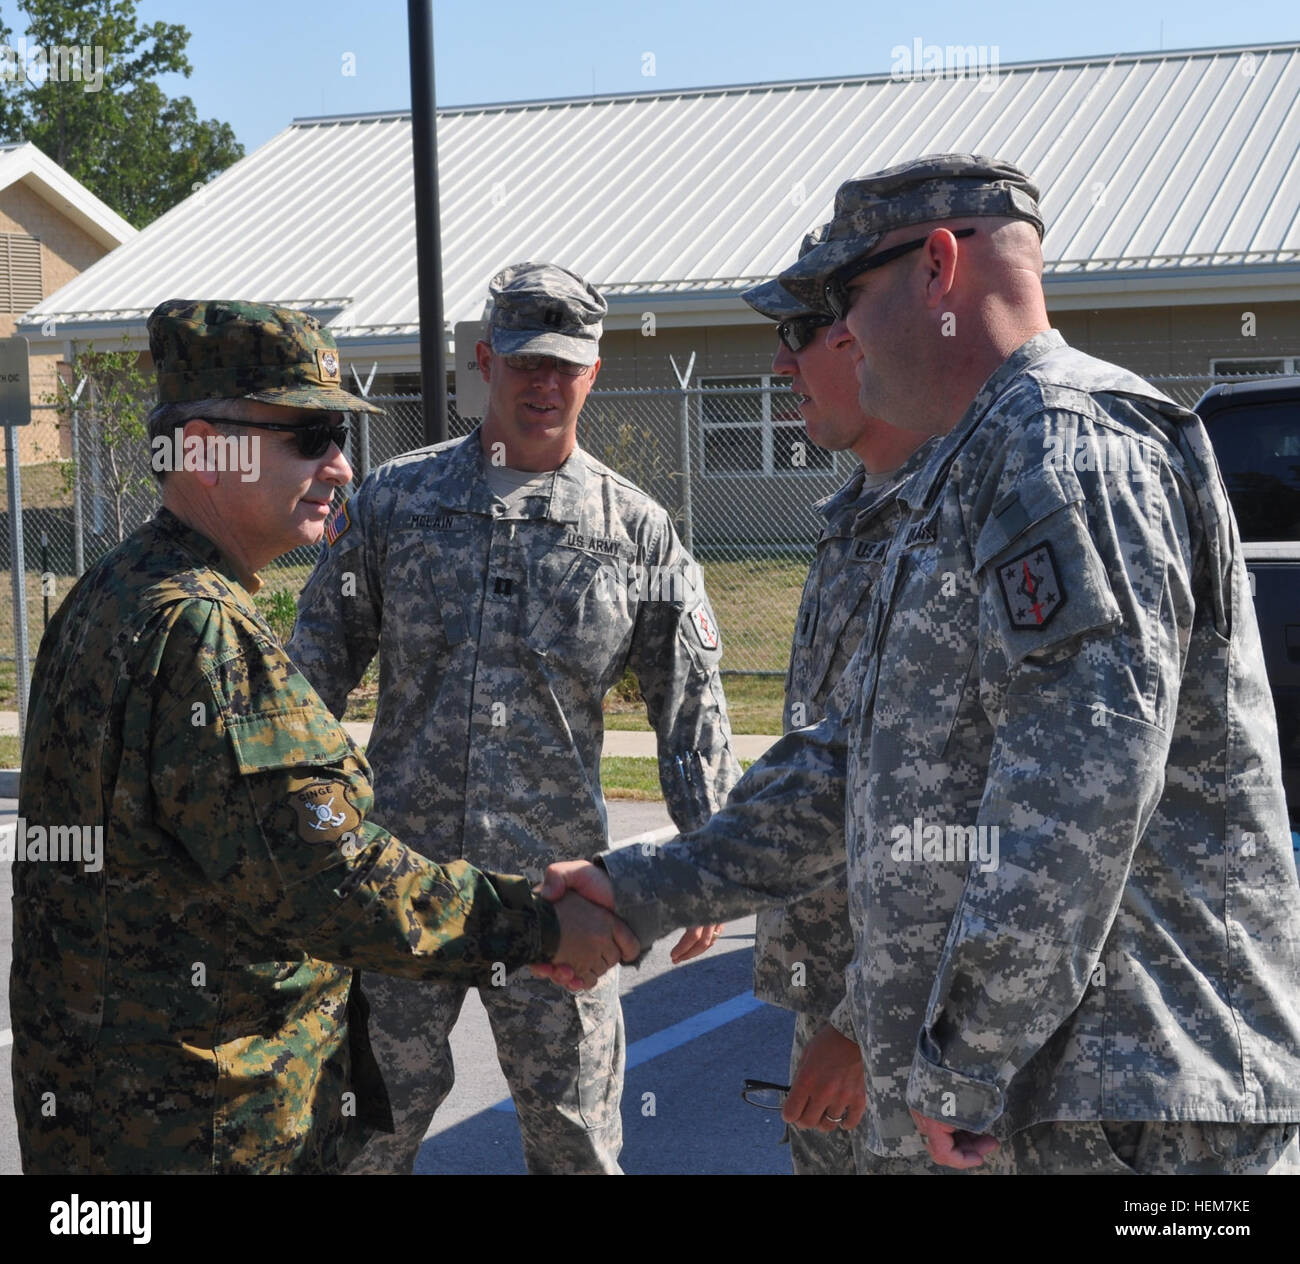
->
xmin=997 ymin=541 xmax=1066 ymax=629
xmin=690 ymin=605 xmax=720 ymax=650
xmin=324 ymin=499 xmax=351 ymax=546
xmin=291 ymin=780 xmax=361 ymax=843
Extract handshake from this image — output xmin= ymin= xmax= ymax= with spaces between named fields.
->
xmin=531 ymin=860 xmax=725 ymax=990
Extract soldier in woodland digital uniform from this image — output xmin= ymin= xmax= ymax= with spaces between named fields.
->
xmin=540 ymin=158 xmax=1300 ymax=1176
xmin=290 ymin=263 xmax=739 ymax=1175
xmin=9 ymin=299 xmax=634 ymax=1175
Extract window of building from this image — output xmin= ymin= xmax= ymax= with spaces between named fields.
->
xmin=1211 ymin=356 xmax=1300 ymax=381
xmin=0 ymin=232 xmax=42 ymax=313
xmin=698 ymin=374 xmax=834 ymax=476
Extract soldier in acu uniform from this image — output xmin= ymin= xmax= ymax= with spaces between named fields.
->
xmin=738 ymin=229 xmax=935 ymax=1174
xmin=290 ymin=263 xmax=739 ymax=1175
xmin=541 ymin=158 xmax=1300 ymax=1175
xmin=9 ymin=299 xmax=634 ymax=1175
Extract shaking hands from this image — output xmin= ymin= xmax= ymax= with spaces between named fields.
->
xmin=537 ymin=861 xmax=637 ymax=990
xmin=532 ymin=859 xmax=726 ymax=990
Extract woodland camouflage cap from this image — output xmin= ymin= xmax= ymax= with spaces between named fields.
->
xmin=147 ymin=299 xmax=382 ymax=413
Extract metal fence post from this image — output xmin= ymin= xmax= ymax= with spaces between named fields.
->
xmin=350 ymin=363 xmax=378 ymax=482
xmin=669 ymin=353 xmax=696 ymax=551
xmin=66 ymin=370 xmax=89 ymax=576
xmin=70 ymin=403 xmax=85 ymax=575
xmin=5 ymin=422 xmax=30 ymax=744
xmin=88 ymin=376 xmax=104 ymax=539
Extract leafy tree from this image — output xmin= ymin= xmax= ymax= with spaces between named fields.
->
xmin=0 ymin=0 xmax=242 ymax=226
xmin=48 ymin=340 xmax=155 ymax=545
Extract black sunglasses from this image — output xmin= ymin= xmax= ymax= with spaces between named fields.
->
xmin=776 ymin=313 xmax=834 ymax=354
xmin=823 ymin=227 xmax=976 ymax=320
xmin=210 ymin=417 xmax=349 ymax=459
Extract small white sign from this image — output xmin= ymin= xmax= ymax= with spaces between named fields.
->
xmin=453 ymin=320 xmax=489 ymax=420
xmin=0 ymin=336 xmax=31 ymax=425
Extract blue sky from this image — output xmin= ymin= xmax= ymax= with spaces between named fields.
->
xmin=120 ymin=0 xmax=1300 ymax=152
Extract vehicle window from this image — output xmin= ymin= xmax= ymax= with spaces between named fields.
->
xmin=1202 ymin=403 xmax=1300 ymax=541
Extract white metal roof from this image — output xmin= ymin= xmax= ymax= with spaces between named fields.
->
xmin=0 ymin=142 xmax=137 ymax=251
xmin=20 ymin=41 xmax=1300 ymax=344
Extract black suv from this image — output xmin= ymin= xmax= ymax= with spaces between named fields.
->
xmin=1195 ymin=376 xmax=1300 ymax=858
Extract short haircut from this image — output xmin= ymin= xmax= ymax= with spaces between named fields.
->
xmin=145 ymin=397 xmax=255 ymax=483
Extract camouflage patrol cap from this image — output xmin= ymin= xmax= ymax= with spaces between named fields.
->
xmin=487 ymin=262 xmax=606 ymax=366
xmin=147 ymin=299 xmax=382 ymax=412
xmin=742 ymin=223 xmax=831 ymax=321
xmin=780 ymin=155 xmax=1044 ymax=307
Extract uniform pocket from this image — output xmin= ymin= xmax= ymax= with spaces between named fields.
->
xmin=524 ymin=550 xmax=607 ymax=656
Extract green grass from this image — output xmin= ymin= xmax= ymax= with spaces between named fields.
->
xmin=601 ymin=755 xmax=754 ymax=800
xmin=698 ymin=555 xmax=808 ymax=674
xmin=0 ymin=736 xmax=745 ymax=805
xmin=2 ymin=552 xmax=802 ymax=723
xmin=604 ymin=671 xmax=784 ymax=734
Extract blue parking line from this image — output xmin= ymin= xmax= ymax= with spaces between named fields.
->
xmin=491 ymin=990 xmax=766 ymax=1113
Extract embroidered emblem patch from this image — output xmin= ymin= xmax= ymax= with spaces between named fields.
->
xmin=315 ymin=347 xmax=341 ymax=382
xmin=997 ymin=541 xmax=1065 ymax=629
xmin=290 ymin=781 xmax=361 ymax=844
xmin=324 ymin=499 xmax=351 ymax=546
xmin=690 ymin=606 xmax=720 ymax=650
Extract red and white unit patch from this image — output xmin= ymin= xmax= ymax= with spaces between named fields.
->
xmin=690 ymin=605 xmax=720 ymax=649
xmin=997 ymin=541 xmax=1065 ymax=629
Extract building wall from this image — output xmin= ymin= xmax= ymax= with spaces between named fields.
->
xmin=0 ymin=180 xmax=114 ymax=466
xmin=595 ymin=300 xmax=1300 ymax=385
xmin=584 ymin=297 xmax=1300 ymax=545
xmin=1053 ymin=301 xmax=1300 ymax=377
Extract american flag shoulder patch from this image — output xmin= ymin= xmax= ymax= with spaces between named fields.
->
xmin=324 ymin=499 xmax=351 ymax=547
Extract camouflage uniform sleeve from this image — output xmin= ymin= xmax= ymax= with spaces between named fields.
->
xmin=600 ymin=671 xmax=853 ymax=945
xmin=826 ymin=995 xmax=856 ymax=1042
xmin=151 ymin=599 xmax=560 ymax=978
xmin=287 ymin=478 xmax=383 ymax=717
xmin=626 ymin=516 xmax=741 ymax=832
xmin=905 ymin=423 xmax=1186 ymax=1133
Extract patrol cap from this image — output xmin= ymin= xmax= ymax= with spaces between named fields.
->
xmin=780 ymin=155 xmax=1044 ymax=307
xmin=488 ymin=261 xmax=606 ymax=366
xmin=147 ymin=299 xmax=382 ymax=412
xmin=741 ymin=223 xmax=830 ymax=321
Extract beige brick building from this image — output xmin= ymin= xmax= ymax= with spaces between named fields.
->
xmin=0 ymin=142 xmax=135 ymax=466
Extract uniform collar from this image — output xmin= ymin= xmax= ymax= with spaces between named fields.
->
xmin=898 ymin=329 xmax=1065 ymax=512
xmin=150 ymin=507 xmax=262 ymax=599
xmin=847 ymin=438 xmax=942 ymax=535
xmin=814 ymin=466 xmax=868 ymax=530
xmin=817 ymin=465 xmax=903 ymax=540
xmin=434 ymin=428 xmax=588 ymax=525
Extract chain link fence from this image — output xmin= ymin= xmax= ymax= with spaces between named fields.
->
xmin=0 ymin=366 xmax=1279 ymax=732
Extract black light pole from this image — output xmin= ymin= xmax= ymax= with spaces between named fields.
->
xmin=408 ymin=0 xmax=448 ymax=445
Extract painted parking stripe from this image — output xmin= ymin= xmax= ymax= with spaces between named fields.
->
xmin=491 ymin=990 xmax=765 ymax=1113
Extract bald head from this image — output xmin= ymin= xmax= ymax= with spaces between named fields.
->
xmin=824 ymin=215 xmax=1052 ymax=437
